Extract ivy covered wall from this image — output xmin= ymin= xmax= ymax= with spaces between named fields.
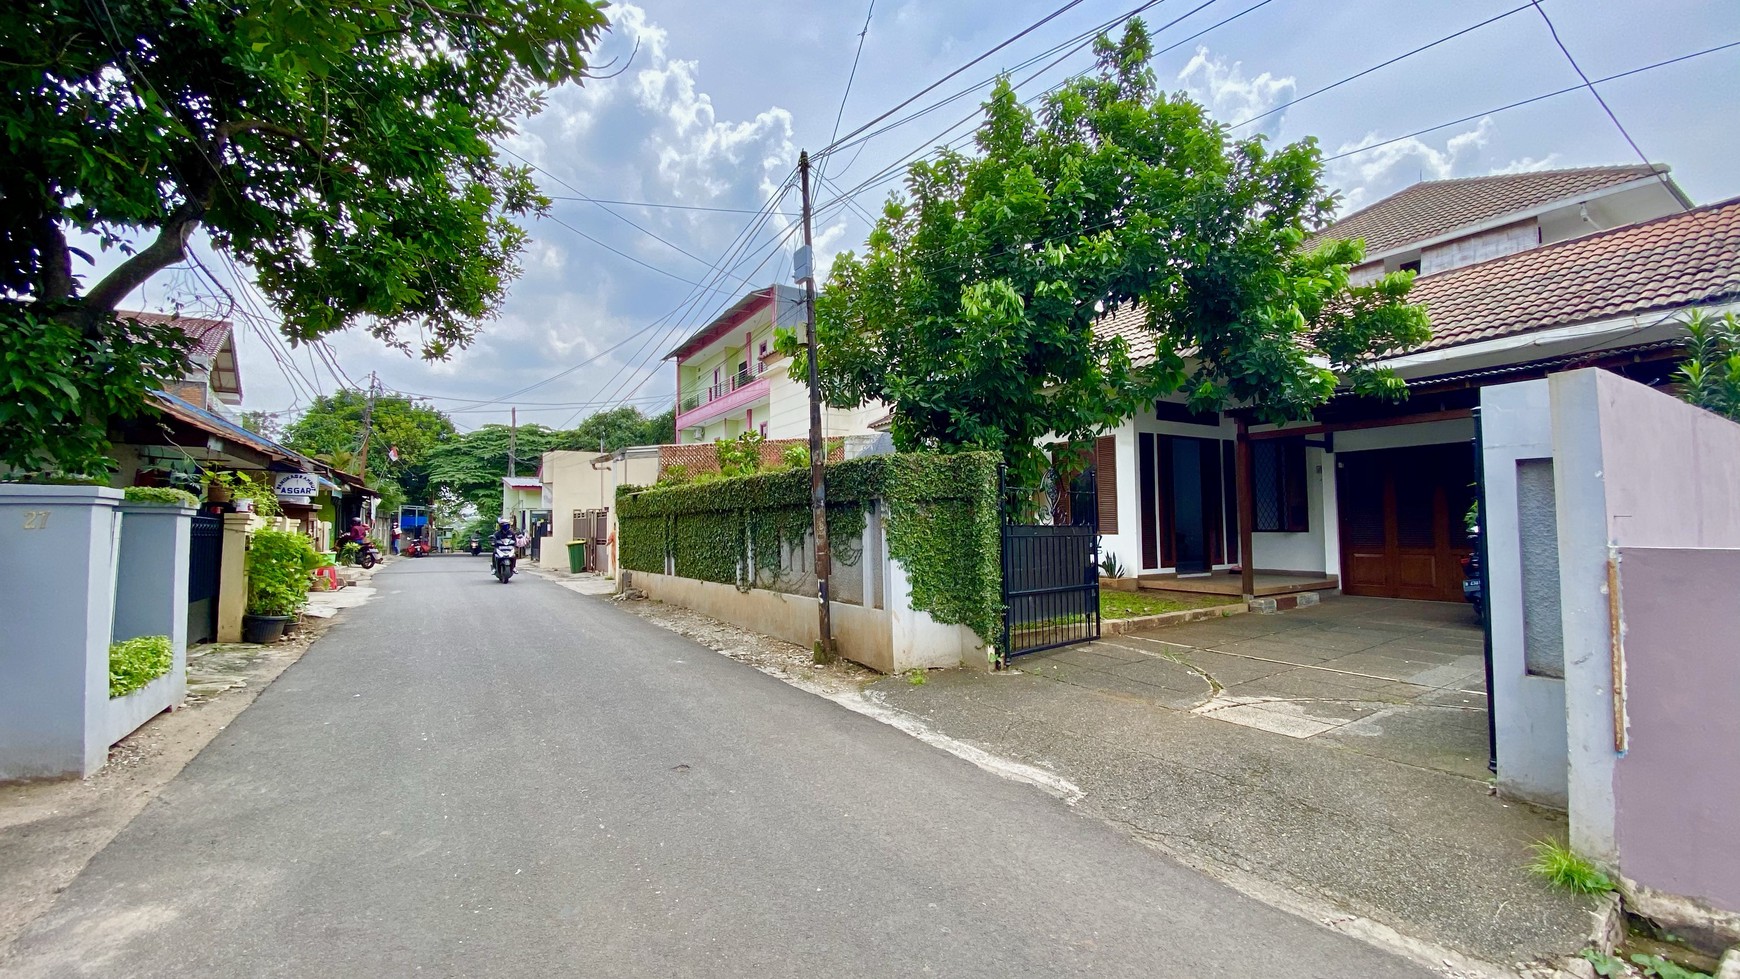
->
xmin=616 ymin=452 xmax=1001 ymax=645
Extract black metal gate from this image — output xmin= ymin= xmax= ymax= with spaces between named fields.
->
xmin=187 ymin=514 xmax=221 ymax=645
xmin=1000 ymin=465 xmax=1100 ymax=662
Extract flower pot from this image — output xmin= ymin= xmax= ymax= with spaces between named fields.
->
xmin=241 ymin=613 xmax=291 ymax=644
xmin=234 ymin=498 xmax=255 ymax=513
xmin=206 ymin=483 xmax=232 ymax=504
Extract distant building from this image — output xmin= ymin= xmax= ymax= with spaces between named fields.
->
xmin=665 ymin=284 xmax=884 ymax=443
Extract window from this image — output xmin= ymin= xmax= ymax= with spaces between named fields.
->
xmin=759 ymin=422 xmax=768 ymax=437
xmin=1252 ymin=438 xmax=1310 ymax=532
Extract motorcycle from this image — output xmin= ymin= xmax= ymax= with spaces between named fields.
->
xmin=1460 ymin=525 xmax=1484 ymax=620
xmin=355 ymin=539 xmax=382 ymax=569
xmin=405 ymin=537 xmax=430 ymax=558
xmin=492 ymin=538 xmax=517 ymax=583
xmin=469 ymin=536 xmax=481 ymax=556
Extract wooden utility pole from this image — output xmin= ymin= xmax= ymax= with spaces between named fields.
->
xmin=798 ymin=150 xmax=835 ymax=664
xmin=508 ymin=406 xmax=518 ymax=478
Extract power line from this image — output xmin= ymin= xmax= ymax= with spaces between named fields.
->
xmin=545 ymin=195 xmax=796 ymax=216
xmin=1527 ymin=0 xmax=1682 ymax=207
xmin=541 ymin=212 xmax=743 ymax=296
xmin=1229 ymin=2 xmax=1535 ymax=129
xmin=818 ymin=0 xmax=1095 ymax=157
xmin=817 ymin=0 xmax=876 ymax=188
xmin=1321 ymin=39 xmax=1740 ymax=163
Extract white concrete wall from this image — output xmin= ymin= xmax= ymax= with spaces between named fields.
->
xmin=1421 ymin=219 xmax=1539 ymax=275
xmin=1250 ymin=445 xmax=1330 ymax=574
xmin=1480 ymin=379 xmax=1569 ymax=809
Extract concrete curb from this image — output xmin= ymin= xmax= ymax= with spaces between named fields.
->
xmin=1101 ymin=601 xmax=1248 ymax=635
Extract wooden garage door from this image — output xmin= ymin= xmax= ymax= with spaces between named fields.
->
xmin=1337 ymin=444 xmax=1474 ymax=602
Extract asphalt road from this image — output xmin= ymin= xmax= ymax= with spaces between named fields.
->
xmin=2 ymin=558 xmax=1435 ymax=978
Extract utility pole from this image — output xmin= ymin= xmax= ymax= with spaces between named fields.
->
xmin=356 ymin=371 xmax=379 ymax=479
xmin=509 ymin=406 xmax=518 ymax=478
xmin=797 ymin=150 xmax=835 ymax=664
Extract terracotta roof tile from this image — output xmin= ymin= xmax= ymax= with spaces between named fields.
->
xmin=1406 ymin=196 xmax=1740 ymax=351
xmin=1307 ymin=165 xmax=1668 ymax=256
xmin=118 ymin=310 xmax=233 ymax=360
xmin=1092 ymin=196 xmax=1740 ymax=365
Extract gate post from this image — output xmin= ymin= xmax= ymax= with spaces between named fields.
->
xmin=217 ymin=513 xmax=251 ymax=643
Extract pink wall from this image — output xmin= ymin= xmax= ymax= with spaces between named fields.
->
xmin=1613 ymin=547 xmax=1740 ymax=911
xmin=1568 ymin=369 xmax=1740 ymax=914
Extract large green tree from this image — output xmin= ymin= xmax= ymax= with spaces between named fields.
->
xmin=552 ymin=406 xmax=676 ymax=452
xmin=425 ymin=422 xmax=558 ymax=517
xmin=282 ymin=390 xmax=456 ymax=506
xmin=1 ymin=0 xmax=608 ymax=474
xmin=802 ymin=22 xmax=1429 ymax=485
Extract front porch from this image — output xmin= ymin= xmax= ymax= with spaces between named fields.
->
xmin=1136 ymin=569 xmax=1339 ymax=598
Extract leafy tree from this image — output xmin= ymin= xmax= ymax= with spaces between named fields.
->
xmin=241 ymin=410 xmax=284 ymax=442
xmin=1676 ymin=310 xmax=1740 ymax=421
xmin=282 ymin=390 xmax=456 ymax=504
xmin=425 ymin=422 xmax=558 ymax=516
xmin=1 ymin=0 xmax=609 ymax=474
xmin=798 ymin=22 xmax=1429 ymax=485
xmin=553 ymin=406 xmax=676 ymax=452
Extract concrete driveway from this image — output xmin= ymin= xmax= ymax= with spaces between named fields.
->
xmin=1036 ymin=596 xmax=1490 ymax=780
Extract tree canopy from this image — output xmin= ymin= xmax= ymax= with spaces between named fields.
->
xmin=282 ymin=390 xmax=457 ymax=508
xmin=559 ymin=405 xmax=677 ymax=453
xmin=802 ymin=22 xmax=1430 ymax=485
xmin=1 ymin=0 xmax=608 ymax=474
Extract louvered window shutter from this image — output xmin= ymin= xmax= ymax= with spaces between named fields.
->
xmin=1094 ymin=435 xmax=1118 ymax=534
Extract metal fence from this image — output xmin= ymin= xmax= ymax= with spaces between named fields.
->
xmin=187 ymin=514 xmax=222 ymax=645
xmin=1000 ymin=466 xmax=1100 ymax=661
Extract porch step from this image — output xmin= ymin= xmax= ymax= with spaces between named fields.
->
xmin=1136 ymin=571 xmax=1339 ymax=598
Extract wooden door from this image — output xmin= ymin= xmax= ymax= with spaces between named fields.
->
xmin=1337 ymin=444 xmax=1474 ymax=602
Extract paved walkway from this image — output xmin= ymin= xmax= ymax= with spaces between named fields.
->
xmin=2 ymin=559 xmax=1434 ymax=978
xmin=869 ymin=597 xmax=1594 ymax=968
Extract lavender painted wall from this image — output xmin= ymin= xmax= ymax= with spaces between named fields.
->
xmin=1613 ymin=547 xmax=1740 ymax=912
xmin=1551 ymin=368 xmax=1740 ymax=906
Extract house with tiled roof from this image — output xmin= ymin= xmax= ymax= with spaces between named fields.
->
xmin=119 ymin=310 xmax=244 ymax=410
xmin=1083 ymin=165 xmax=1737 ymax=608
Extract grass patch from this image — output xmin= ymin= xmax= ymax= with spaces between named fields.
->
xmin=109 ymin=635 xmax=172 ymax=698
xmin=1100 ymin=590 xmax=1241 ymax=620
xmin=1530 ymin=839 xmax=1615 ymax=894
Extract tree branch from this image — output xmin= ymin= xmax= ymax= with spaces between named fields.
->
xmin=79 ymin=204 xmax=204 ymax=323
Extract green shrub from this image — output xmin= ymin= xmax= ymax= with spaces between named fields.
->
xmin=714 ymin=431 xmax=765 ymax=477
xmin=123 ymin=485 xmax=199 ymax=507
xmin=780 ymin=444 xmax=809 ymax=470
xmin=336 ymin=541 xmax=360 ymax=566
xmin=109 ymin=635 xmax=172 ymax=698
xmin=246 ymin=528 xmax=321 ymax=617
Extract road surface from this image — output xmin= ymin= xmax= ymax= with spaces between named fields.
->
xmin=2 ymin=558 xmax=1434 ymax=977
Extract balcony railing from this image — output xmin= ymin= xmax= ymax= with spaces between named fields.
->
xmin=679 ymin=362 xmax=770 ymax=414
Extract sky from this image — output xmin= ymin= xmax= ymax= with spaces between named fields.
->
xmin=118 ymin=0 xmax=1740 ymax=432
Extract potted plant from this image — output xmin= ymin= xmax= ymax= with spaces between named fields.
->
xmin=242 ymin=528 xmax=320 ymax=644
xmin=122 ymin=486 xmax=199 ymax=508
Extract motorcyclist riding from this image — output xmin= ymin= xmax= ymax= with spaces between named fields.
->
xmin=490 ymin=518 xmax=517 ymax=576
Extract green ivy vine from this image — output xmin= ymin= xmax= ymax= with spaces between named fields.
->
xmin=617 ymin=452 xmax=1001 ymax=645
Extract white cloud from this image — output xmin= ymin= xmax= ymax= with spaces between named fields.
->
xmin=1176 ymin=47 xmax=1296 ymax=125
xmin=1327 ymin=117 xmax=1497 ymax=213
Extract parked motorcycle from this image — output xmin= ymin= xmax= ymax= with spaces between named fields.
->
xmin=1460 ymin=525 xmax=1484 ymax=620
xmin=492 ymin=538 xmax=516 ymax=583
xmin=356 ymin=539 xmax=382 ymax=569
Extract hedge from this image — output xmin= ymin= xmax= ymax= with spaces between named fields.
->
xmin=617 ymin=452 xmax=1002 ymax=646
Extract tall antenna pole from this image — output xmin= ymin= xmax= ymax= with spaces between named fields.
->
xmin=356 ymin=371 xmax=379 ymax=479
xmin=798 ymin=150 xmax=835 ymax=664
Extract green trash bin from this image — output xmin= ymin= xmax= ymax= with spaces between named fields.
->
xmin=567 ymin=539 xmax=587 ymax=573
